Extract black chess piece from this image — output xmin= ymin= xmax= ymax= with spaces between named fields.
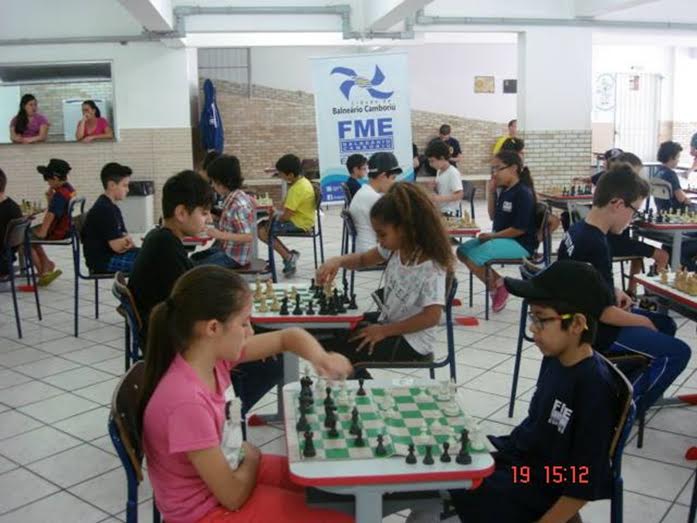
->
xmin=375 ymin=434 xmax=387 ymax=456
xmin=423 ymin=445 xmax=434 ymax=465
xmin=405 ymin=444 xmax=417 ymax=464
xmin=293 ymin=294 xmax=303 ymax=315
xmin=570 ymin=185 xmax=576 ymax=196
xmin=327 ymin=419 xmax=339 ymax=438
xmin=314 ymin=284 xmax=322 ymax=300
xmin=354 ymin=427 xmax=365 ymax=447
xmin=440 ymin=441 xmax=451 ymax=463
xmin=456 ymin=429 xmax=472 ymax=465
xmin=303 ymin=431 xmax=316 ymax=458
xmin=357 ymin=378 xmax=366 ymax=396
xmin=349 ymin=415 xmax=361 ymax=436
xmin=296 ymin=411 xmax=310 ymax=432
xmin=327 ymin=294 xmax=337 ymax=315
xmin=335 ymin=293 xmax=346 ymax=313
xmin=299 ymin=396 xmax=312 ymax=415
xmin=648 ymin=264 xmax=658 ymax=277
xmin=324 ymin=387 xmax=334 ymax=407
xmin=324 ymin=405 xmax=337 ymax=428
xmin=279 ymin=297 xmax=290 ymax=316
xmin=342 ymin=278 xmax=350 ymax=303
xmin=310 ymin=278 xmax=316 ymax=291
xmin=318 ymin=294 xmax=329 ymax=315
xmin=306 ymin=300 xmax=315 ymax=315
xmin=348 ymin=293 xmax=358 ymax=310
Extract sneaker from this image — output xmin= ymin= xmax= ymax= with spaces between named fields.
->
xmin=38 ymin=269 xmax=62 ymax=287
xmin=282 ymin=251 xmax=300 ymax=276
xmin=491 ymin=284 xmax=509 ymax=313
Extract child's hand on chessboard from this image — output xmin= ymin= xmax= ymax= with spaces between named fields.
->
xmin=316 ymin=257 xmax=342 ymax=285
xmin=312 ymin=351 xmax=352 ymax=381
xmin=350 ymin=324 xmax=389 ymax=355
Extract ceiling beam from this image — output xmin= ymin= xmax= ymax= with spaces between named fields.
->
xmin=574 ymin=0 xmax=659 ymax=18
xmin=365 ymin=0 xmax=435 ymax=31
xmin=118 ymin=0 xmax=186 ymax=48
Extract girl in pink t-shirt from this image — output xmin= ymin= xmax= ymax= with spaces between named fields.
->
xmin=10 ymin=94 xmax=49 ymax=144
xmin=75 ymin=99 xmax=113 ymax=142
xmin=141 ymin=266 xmax=354 ymax=523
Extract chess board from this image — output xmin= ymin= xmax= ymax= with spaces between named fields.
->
xmin=286 ymin=382 xmax=487 ymax=463
xmin=637 ymin=210 xmax=697 ymax=226
xmin=250 ymin=282 xmax=364 ymax=328
xmin=538 ymin=187 xmax=593 ymax=200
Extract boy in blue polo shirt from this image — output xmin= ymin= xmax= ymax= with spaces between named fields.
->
xmin=345 ymin=153 xmax=367 ymax=199
xmin=558 ymin=164 xmax=691 ymax=418
xmin=82 ymin=162 xmax=139 ymax=274
xmin=450 ymin=260 xmax=619 ymax=523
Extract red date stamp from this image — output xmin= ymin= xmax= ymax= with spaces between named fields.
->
xmin=511 ymin=465 xmax=590 ymax=484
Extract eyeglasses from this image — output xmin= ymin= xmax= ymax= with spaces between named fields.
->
xmin=527 ymin=312 xmax=573 ymax=330
xmin=492 ymin=164 xmax=510 ymax=173
xmin=624 ymin=201 xmax=641 ymax=218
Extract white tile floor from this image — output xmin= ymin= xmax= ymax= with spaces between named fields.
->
xmin=0 ymin=202 xmax=695 ymax=523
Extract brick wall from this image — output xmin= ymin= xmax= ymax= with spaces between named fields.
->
xmin=0 ymin=128 xmax=193 ymax=218
xmin=673 ymin=121 xmax=697 ymax=151
xmin=523 ymin=130 xmax=593 ymax=190
xmin=206 ymin=80 xmax=506 ymax=180
xmin=20 ymin=82 xmax=113 ymax=139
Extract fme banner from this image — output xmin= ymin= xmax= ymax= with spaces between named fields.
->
xmin=311 ymin=52 xmax=413 ymax=204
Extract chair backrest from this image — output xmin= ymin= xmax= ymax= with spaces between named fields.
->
xmin=340 ymin=209 xmax=357 ymax=239
xmin=112 ymin=272 xmax=144 ymax=332
xmin=340 ymin=182 xmax=353 ymax=207
xmin=301 ymin=158 xmax=320 ymax=179
xmin=311 ymin=182 xmax=323 ymax=213
xmin=3 ymin=217 xmax=32 ymax=250
xmin=110 ymin=360 xmax=146 ymax=483
xmin=461 ymin=180 xmax=476 ymax=202
xmin=600 ymin=353 xmax=636 ymax=465
xmin=569 ymin=201 xmax=591 ymax=225
xmin=535 ymin=203 xmax=552 ymax=263
xmin=650 ymin=179 xmax=672 ymax=201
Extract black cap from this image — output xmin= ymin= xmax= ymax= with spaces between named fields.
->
xmin=368 ymin=152 xmax=402 ymax=177
xmin=37 ymin=159 xmax=71 ymax=180
xmin=101 ymin=162 xmax=132 ymax=179
xmin=504 ymin=260 xmax=611 ymax=319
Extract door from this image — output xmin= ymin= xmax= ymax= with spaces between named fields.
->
xmin=614 ymin=72 xmax=662 ymax=162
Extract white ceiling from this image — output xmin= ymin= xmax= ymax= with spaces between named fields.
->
xmin=0 ymin=0 xmax=696 ymax=46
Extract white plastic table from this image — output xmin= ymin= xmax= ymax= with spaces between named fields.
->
xmin=283 ymin=379 xmax=495 ymax=523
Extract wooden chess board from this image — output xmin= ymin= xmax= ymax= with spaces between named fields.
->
xmin=286 ymin=381 xmax=487 ymax=463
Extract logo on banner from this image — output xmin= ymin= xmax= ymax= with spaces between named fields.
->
xmin=330 ymin=65 xmax=394 ymax=100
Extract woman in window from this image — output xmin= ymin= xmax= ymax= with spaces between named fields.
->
xmin=76 ymin=100 xmax=113 ymax=142
xmin=10 ymin=94 xmax=49 ymax=144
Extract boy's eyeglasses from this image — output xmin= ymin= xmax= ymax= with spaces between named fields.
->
xmin=624 ymin=201 xmax=641 ymax=218
xmin=492 ymin=165 xmax=510 ymax=173
xmin=527 ymin=313 xmax=573 ymax=330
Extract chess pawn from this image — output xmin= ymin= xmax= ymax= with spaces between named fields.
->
xmin=660 ymin=269 xmax=669 ymax=284
xmin=257 ymin=298 xmax=269 ymax=313
xmin=270 ymin=294 xmax=281 ymax=312
xmin=254 ymin=279 xmax=263 ymax=301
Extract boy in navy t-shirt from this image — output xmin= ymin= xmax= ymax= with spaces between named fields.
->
xmin=653 ymin=141 xmax=692 ymax=212
xmin=82 ymin=162 xmax=139 ymax=274
xmin=558 ymin=164 xmax=690 ymax=418
xmin=0 ymin=168 xmax=22 ymax=278
xmin=345 ymin=153 xmax=367 ymax=200
xmin=450 ymin=260 xmax=620 ymax=523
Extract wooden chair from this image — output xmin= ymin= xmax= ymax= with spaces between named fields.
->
xmin=108 ymin=361 xmax=161 ymax=523
xmin=267 ymin=182 xmax=325 ymax=282
xmin=112 ymin=272 xmax=144 ymax=371
xmin=1 ymin=217 xmax=42 ymax=338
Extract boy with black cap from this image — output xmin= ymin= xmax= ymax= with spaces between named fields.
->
xmin=31 ymin=158 xmax=76 ymax=285
xmin=349 ymin=151 xmax=400 ymax=253
xmin=449 ymin=260 xmax=621 ymax=523
xmin=81 ymin=162 xmax=139 ymax=274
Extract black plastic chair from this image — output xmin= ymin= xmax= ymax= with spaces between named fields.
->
xmin=108 ymin=361 xmax=161 ymax=523
xmin=267 ymin=182 xmax=325 ymax=282
xmin=1 ymin=217 xmax=42 ymax=338
xmin=112 ymin=272 xmax=143 ymax=372
xmin=458 ymin=180 xmax=476 ymax=220
xmin=353 ymin=276 xmax=459 ymax=381
xmin=71 ymin=198 xmax=119 ymax=337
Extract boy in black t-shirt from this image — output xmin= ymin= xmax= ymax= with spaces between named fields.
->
xmin=450 ymin=260 xmax=620 ymax=523
xmin=81 ymin=163 xmax=139 ymax=274
xmin=345 ymin=153 xmax=367 ymax=200
xmin=0 ymin=168 xmax=22 ymax=278
xmin=558 ymin=165 xmax=690 ymax=418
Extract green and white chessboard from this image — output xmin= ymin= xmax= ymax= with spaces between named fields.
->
xmin=252 ymin=283 xmax=316 ymax=313
xmin=288 ymin=384 xmax=488 ymax=461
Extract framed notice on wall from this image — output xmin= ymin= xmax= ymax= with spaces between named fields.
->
xmin=503 ymin=79 xmax=517 ymax=94
xmin=474 ymin=76 xmax=495 ymax=94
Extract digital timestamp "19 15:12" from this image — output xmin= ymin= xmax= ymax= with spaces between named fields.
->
xmin=511 ymin=465 xmax=590 ymax=484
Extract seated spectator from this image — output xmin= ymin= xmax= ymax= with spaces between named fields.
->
xmin=81 ymin=162 xmax=139 ymax=274
xmin=75 ymin=100 xmax=113 ymax=142
xmin=0 ymin=168 xmax=22 ymax=278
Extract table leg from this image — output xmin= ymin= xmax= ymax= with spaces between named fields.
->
xmin=251 ymin=213 xmax=259 ymax=260
xmin=671 ymin=232 xmax=683 ymax=272
xmin=354 ymin=490 xmax=384 ymax=523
